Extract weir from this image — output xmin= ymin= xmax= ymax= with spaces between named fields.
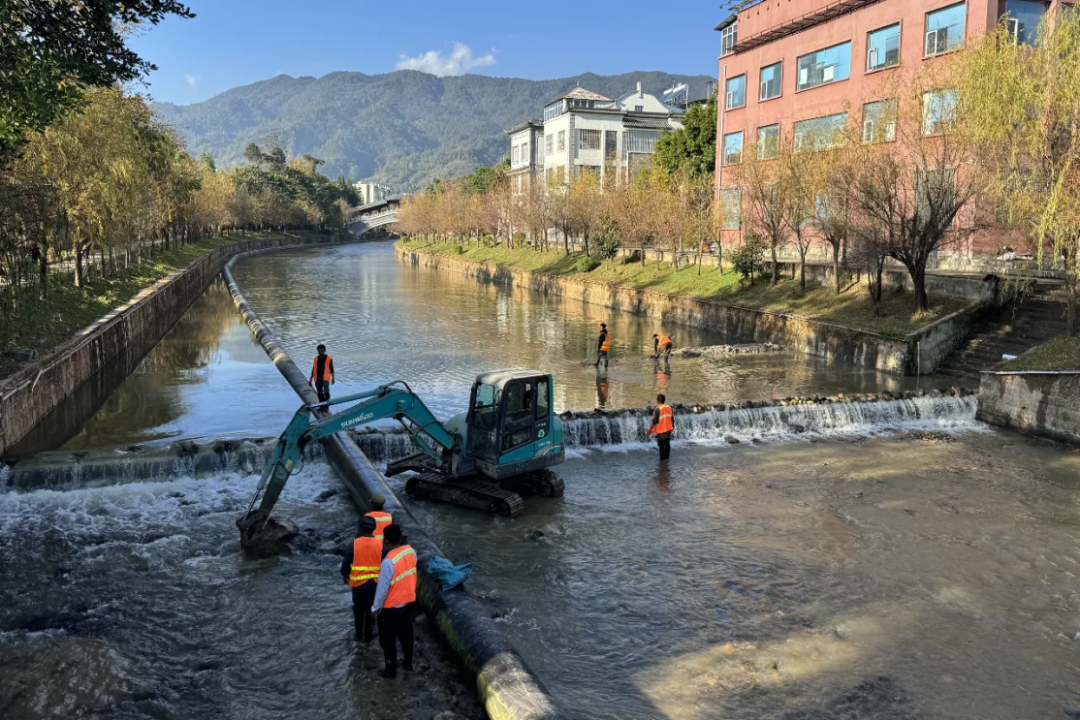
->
xmin=221 ymin=249 xmax=572 ymax=720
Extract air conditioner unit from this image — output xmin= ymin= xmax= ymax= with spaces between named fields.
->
xmin=760 ymin=81 xmax=769 ymax=99
xmin=863 ymin=120 xmax=876 ymax=143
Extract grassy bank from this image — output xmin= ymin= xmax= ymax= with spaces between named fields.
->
xmin=1000 ymin=335 xmax=1080 ymax=371
xmin=397 ymin=238 xmax=969 ymax=340
xmin=0 ymin=232 xmax=289 ymax=379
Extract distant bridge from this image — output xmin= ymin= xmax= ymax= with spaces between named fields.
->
xmin=347 ymin=196 xmax=401 ymax=236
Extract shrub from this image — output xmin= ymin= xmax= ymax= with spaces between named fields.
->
xmin=453 ymin=245 xmax=466 ymax=255
xmin=731 ymin=235 xmax=766 ymax=284
xmin=592 ymin=217 xmax=620 ymax=262
xmin=622 ymin=249 xmax=642 ymax=264
xmin=576 ymin=256 xmax=601 ymax=273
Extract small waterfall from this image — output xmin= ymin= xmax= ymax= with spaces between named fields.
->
xmin=561 ymin=392 xmax=980 ymax=449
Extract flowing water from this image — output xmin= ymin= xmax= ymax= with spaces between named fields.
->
xmin=3 ymin=240 xmax=1076 ymax=720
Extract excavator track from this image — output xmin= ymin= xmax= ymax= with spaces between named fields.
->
xmin=501 ymin=469 xmax=565 ymax=498
xmin=406 ymin=472 xmax=525 ymax=518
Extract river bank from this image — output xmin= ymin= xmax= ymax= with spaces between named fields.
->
xmin=395 ymin=240 xmax=981 ymax=377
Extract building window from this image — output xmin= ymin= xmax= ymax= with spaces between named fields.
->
xmin=625 ymin=130 xmax=661 ymax=155
xmin=578 ymin=129 xmax=601 ymax=150
xmin=759 ymin=62 xmax=781 ymax=100
xmin=922 ymin=89 xmax=958 ymax=135
xmin=546 ymin=135 xmax=553 ymax=155
xmin=512 ymin=146 xmax=520 ymax=164
xmin=721 ymin=22 xmax=738 ymax=56
xmin=867 ymin=23 xmax=901 ymax=71
xmin=925 ymin=3 xmax=966 ymax=56
xmin=862 ymin=99 xmax=897 ymax=143
xmin=1004 ymin=0 xmax=1049 ymax=46
xmin=557 ymin=130 xmax=566 ymax=152
xmin=797 ymin=41 xmax=851 ymax=92
xmin=720 ymin=187 xmax=741 ymax=229
xmin=757 ymin=124 xmax=780 ymax=159
xmin=544 ymin=100 xmax=568 ymax=122
xmin=605 ymin=130 xmax=618 ymax=157
xmin=723 ymin=131 xmax=744 ymax=165
xmin=725 ymin=74 xmax=746 ymax=109
xmin=634 ymin=104 xmax=644 ymax=112
xmin=794 ymin=112 xmax=848 ymax=152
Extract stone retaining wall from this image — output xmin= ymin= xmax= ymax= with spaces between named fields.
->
xmin=0 ymin=233 xmax=350 ymax=458
xmin=397 ymin=247 xmax=981 ymax=377
xmin=976 ymin=371 xmax=1080 ymax=445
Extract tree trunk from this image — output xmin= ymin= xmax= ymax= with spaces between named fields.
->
xmin=770 ymin=242 xmax=780 ymax=285
xmin=1067 ymin=268 xmax=1077 ymax=335
xmin=799 ymin=252 xmax=807 ymax=291
xmin=910 ymin=264 xmax=929 ymax=313
xmin=74 ymin=244 xmax=83 ymax=288
xmin=39 ymin=236 xmax=48 ymax=297
xmin=832 ymin=243 xmax=841 ymax=295
xmin=583 ymin=230 xmax=590 ymax=257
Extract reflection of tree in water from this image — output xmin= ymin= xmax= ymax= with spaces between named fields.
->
xmin=64 ymin=281 xmax=241 ymax=449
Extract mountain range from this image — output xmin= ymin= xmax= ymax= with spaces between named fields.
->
xmin=152 ymin=70 xmax=714 ymax=191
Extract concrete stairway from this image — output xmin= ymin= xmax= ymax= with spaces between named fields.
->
xmin=936 ymin=286 xmax=1069 ymax=383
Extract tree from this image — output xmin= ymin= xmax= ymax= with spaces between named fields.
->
xmin=734 ymin=144 xmax=788 ymax=285
xmin=811 ymin=147 xmax=856 ymax=294
xmin=959 ymin=11 xmax=1080 ymax=333
xmin=780 ymin=147 xmax=818 ymax=290
xmin=653 ymin=91 xmax=718 ymax=178
xmin=0 ymin=0 xmax=194 ymax=160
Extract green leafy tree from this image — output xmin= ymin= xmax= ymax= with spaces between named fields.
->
xmin=653 ymin=91 xmax=717 ymax=178
xmin=0 ymin=0 xmax=194 ymax=160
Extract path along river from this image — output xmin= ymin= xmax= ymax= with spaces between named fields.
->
xmin=2 ymin=241 xmax=1079 ymax=719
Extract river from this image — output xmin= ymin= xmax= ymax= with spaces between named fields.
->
xmin=3 ymin=241 xmax=1076 ymax=720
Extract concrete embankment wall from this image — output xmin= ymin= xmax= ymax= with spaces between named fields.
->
xmin=977 ymin=371 xmax=1080 ymax=445
xmin=222 ymin=253 xmax=570 ymax=720
xmin=397 ymin=247 xmax=980 ymax=377
xmin=0 ymin=233 xmax=359 ymax=459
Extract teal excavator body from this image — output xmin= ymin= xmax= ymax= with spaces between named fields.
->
xmin=238 ymin=371 xmax=564 ymax=551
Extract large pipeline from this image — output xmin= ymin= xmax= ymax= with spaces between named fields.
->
xmin=222 ymin=249 xmax=571 ymax=720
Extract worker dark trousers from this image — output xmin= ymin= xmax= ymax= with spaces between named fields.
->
xmin=315 ymin=379 xmax=331 ymax=403
xmin=351 ymin=581 xmax=377 ymax=642
xmin=594 ymin=351 xmax=608 ymax=369
xmin=656 ymin=434 xmax=672 ymax=460
xmin=377 ymin=604 xmax=414 ymax=674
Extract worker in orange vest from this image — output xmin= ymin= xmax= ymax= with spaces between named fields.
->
xmin=371 ymin=524 xmax=417 ymax=679
xmin=652 ymin=333 xmax=674 ymax=360
xmin=340 ymin=516 xmax=381 ymax=642
xmin=594 ymin=323 xmax=610 ymax=369
xmin=647 ymin=393 xmax=675 ymax=460
xmin=365 ymin=494 xmax=392 ymax=540
xmin=309 ymin=344 xmax=335 ymax=402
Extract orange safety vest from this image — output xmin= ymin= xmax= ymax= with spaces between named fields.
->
xmin=600 ymin=333 xmax=610 ymax=352
xmin=312 ymin=355 xmax=333 ymax=382
xmin=648 ymin=403 xmax=674 ymax=435
xmin=365 ymin=510 xmax=392 ymax=540
xmin=658 ymin=335 xmax=672 ymax=347
xmin=383 ymin=545 xmax=418 ymax=608
xmin=349 ymin=536 xmax=382 ymax=587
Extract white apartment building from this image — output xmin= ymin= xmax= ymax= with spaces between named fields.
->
xmin=354 ymin=181 xmax=393 ymax=206
xmin=506 ymin=84 xmax=683 ymax=192
xmin=506 ymin=119 xmax=545 ymax=195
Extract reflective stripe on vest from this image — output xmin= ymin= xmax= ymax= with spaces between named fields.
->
xmin=600 ymin=334 xmax=610 ymax=352
xmin=649 ymin=403 xmax=674 ymax=435
xmin=349 ymin=536 xmax=382 ymax=587
xmin=365 ymin=511 xmax=392 ymax=540
xmin=383 ymin=545 xmax=418 ymax=608
xmin=659 ymin=335 xmax=671 ymax=347
xmin=313 ymin=355 xmax=333 ymax=382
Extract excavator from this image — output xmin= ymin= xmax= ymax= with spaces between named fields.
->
xmin=237 ymin=369 xmax=565 ymax=550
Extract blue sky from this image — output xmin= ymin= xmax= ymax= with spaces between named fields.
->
xmin=128 ymin=0 xmax=726 ymax=105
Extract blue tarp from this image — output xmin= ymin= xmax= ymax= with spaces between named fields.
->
xmin=427 ymin=556 xmax=473 ymax=591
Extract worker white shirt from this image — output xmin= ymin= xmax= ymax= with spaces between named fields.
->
xmin=371 ymin=555 xmax=406 ymax=612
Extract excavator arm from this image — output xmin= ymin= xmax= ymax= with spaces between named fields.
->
xmin=238 ymin=381 xmax=459 ymax=551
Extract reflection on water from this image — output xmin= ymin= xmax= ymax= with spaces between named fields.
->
xmin=398 ymin=431 xmax=1080 ymax=720
xmin=232 ymin=242 xmax=951 ymax=421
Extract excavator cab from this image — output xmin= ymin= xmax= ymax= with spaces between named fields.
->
xmin=462 ymin=370 xmax=564 ymax=479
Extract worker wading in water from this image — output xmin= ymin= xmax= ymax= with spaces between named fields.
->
xmin=652 ymin=333 xmax=674 ymax=360
xmin=341 ymin=516 xmax=381 ymax=642
xmin=647 ymin=393 xmax=675 ymax=460
xmin=372 ymin=524 xmax=417 ymax=679
xmin=594 ymin=323 xmax=610 ymax=369
xmin=365 ymin=494 xmax=392 ymax=540
xmin=309 ymin=344 xmax=335 ymax=402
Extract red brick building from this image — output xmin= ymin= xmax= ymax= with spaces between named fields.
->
xmin=714 ymin=0 xmax=1070 ymax=268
